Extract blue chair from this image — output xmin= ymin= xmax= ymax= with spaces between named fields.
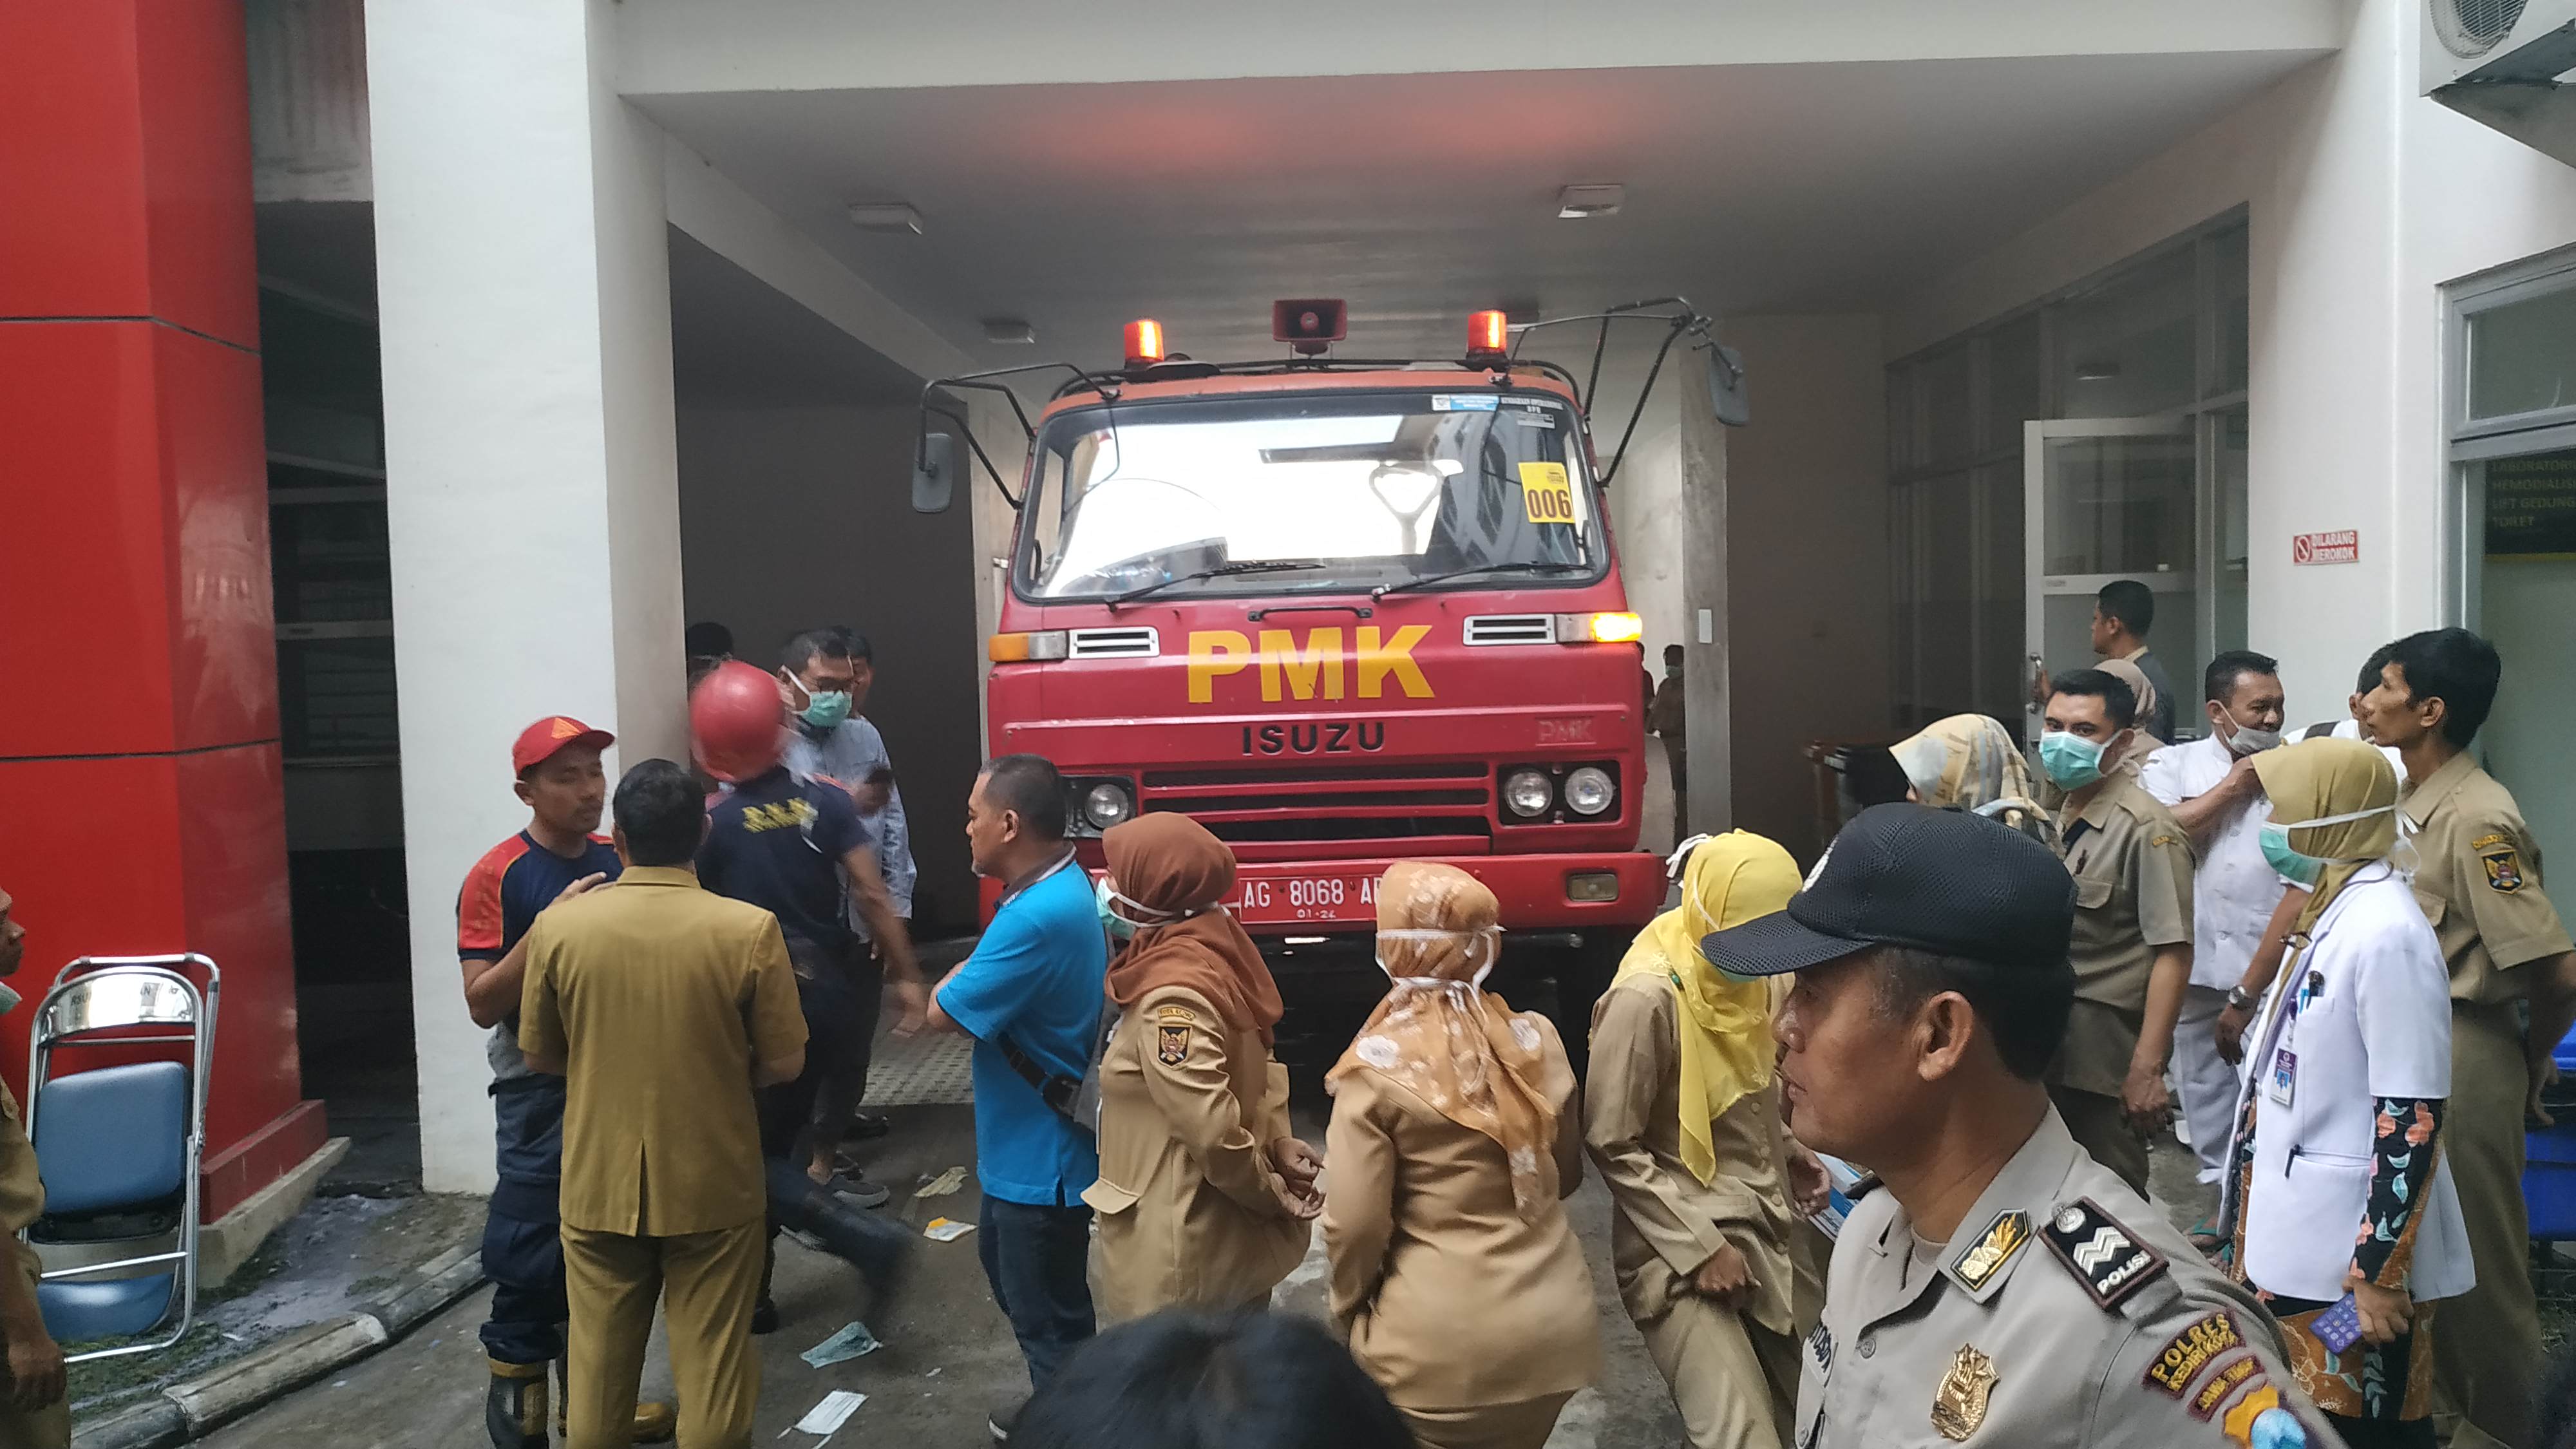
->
xmin=24 ymin=956 xmax=218 ymax=1363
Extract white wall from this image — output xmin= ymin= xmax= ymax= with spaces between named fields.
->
xmin=675 ymin=404 xmax=983 ymax=927
xmin=1887 ymin=0 xmax=2576 ymax=734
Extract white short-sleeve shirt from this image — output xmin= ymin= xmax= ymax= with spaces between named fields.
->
xmin=2139 ymin=735 xmax=2286 ymax=991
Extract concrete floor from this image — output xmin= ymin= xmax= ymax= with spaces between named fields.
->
xmin=204 ymin=1027 xmax=2219 ymax=1448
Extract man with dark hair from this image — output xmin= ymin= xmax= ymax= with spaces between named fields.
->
xmin=1648 ymin=644 xmax=1688 ymax=840
xmin=1702 ymin=804 xmax=2329 ymax=1448
xmin=2302 ymin=647 xmax=2396 ymax=742
xmin=924 ymin=754 xmax=1104 ymax=1439
xmin=2036 ymin=670 xmax=2193 ymax=1195
xmin=2139 ymin=650 xmax=2287 ymax=1189
xmin=776 ymin=625 xmax=918 ymax=1192
xmin=455 ymin=717 xmax=674 ymax=1447
xmin=521 ymin=759 xmax=810 ymax=1449
xmin=1014 ymin=1310 xmax=1414 ymax=1449
xmin=2362 ymin=627 xmax=2576 ymax=1449
xmin=2029 ymin=580 xmax=2177 ymax=743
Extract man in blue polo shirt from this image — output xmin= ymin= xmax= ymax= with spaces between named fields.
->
xmin=925 ymin=754 xmax=1104 ymax=1442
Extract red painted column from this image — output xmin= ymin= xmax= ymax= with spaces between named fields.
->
xmin=0 ymin=0 xmax=325 ymax=1221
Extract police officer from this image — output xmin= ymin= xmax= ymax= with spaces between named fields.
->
xmin=2037 ymin=668 xmax=2195 ymax=1196
xmin=2360 ymin=629 xmax=2576 ymax=1449
xmin=1702 ymin=804 xmax=2332 ymax=1448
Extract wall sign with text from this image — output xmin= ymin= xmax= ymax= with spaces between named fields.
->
xmin=2486 ymin=449 xmax=2576 ymax=558
xmin=2291 ymin=530 xmax=2359 ymax=565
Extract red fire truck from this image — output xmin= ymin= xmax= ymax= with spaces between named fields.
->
xmin=913 ymin=299 xmax=1738 ymax=1048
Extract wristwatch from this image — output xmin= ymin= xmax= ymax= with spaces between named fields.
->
xmin=2225 ymin=985 xmax=2257 ymax=1013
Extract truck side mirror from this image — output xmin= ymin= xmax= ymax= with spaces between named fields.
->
xmin=1704 ymin=345 xmax=1749 ymax=428
xmin=912 ymin=432 xmax=956 ymax=514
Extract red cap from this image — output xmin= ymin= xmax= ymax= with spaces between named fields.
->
xmin=512 ymin=715 xmax=615 ymax=775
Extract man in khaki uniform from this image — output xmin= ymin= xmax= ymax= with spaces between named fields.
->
xmin=2362 ymin=629 xmax=2576 ymax=1449
xmin=1705 ymin=804 xmax=2335 ymax=1449
xmin=0 ymin=888 xmax=67 ymax=1449
xmin=2040 ymin=670 xmax=2194 ymax=1195
xmin=520 ymin=762 xmax=810 ymax=1449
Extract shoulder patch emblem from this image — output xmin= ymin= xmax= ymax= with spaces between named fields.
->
xmin=2220 ymin=1384 xmax=2287 ymax=1446
xmin=2483 ymin=848 xmax=2525 ymax=894
xmin=2186 ymin=1353 xmax=2262 ymax=1421
xmin=1930 ymin=1344 xmax=1998 ymax=1441
xmin=1155 ymin=1003 xmax=1197 ymax=1025
xmin=2472 ymin=832 xmax=2508 ymax=851
xmin=1156 ymin=1022 xmax=1190 ymax=1065
xmin=2145 ymin=1311 xmax=2244 ymax=1395
xmin=1807 ymin=1322 xmax=1833 ymax=1383
xmin=2152 ymin=833 xmax=2183 ymax=849
xmin=2040 ymin=1197 xmax=2167 ymax=1309
xmin=1952 ymin=1209 xmax=2032 ymax=1291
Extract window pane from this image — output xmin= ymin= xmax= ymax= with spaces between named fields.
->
xmin=2056 ymin=245 xmax=2196 ymax=417
xmin=1984 ymin=315 xmax=2041 ymax=453
xmin=2039 ymin=433 xmax=2195 ymax=576
xmin=2213 ymin=409 xmax=2249 ymax=655
xmin=279 ymin=638 xmax=399 ymax=758
xmin=2478 ymin=448 xmax=2576 ymax=875
xmin=1920 ymin=470 xmax=1975 ymax=719
xmin=270 ymin=500 xmax=392 ymax=624
xmin=2468 ymin=285 xmax=2576 ymax=421
xmin=1976 ymin=462 xmax=2024 ymax=724
xmin=2211 ymin=223 xmax=2249 ymax=397
xmin=1922 ymin=345 xmax=1974 ymax=469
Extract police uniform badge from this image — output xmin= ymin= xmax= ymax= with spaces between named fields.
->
xmin=2039 ymin=1197 xmax=2166 ymax=1308
xmin=2482 ymin=844 xmax=2525 ymax=893
xmin=1930 ymin=1344 xmax=1998 ymax=1440
xmin=1952 ymin=1209 xmax=2032 ymax=1292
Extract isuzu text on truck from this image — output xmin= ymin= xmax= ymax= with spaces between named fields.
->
xmin=911 ymin=299 xmax=1745 ymax=1050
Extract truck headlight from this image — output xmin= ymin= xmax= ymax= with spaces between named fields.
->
xmin=1563 ymin=766 xmax=1615 ymax=816
xmin=1502 ymin=768 xmax=1555 ymax=819
xmin=1083 ymin=780 xmax=1136 ymax=831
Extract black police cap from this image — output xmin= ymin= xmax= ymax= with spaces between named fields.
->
xmin=1700 ymin=803 xmax=2075 ymax=978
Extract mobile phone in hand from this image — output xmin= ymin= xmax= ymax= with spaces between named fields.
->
xmin=2312 ymin=1293 xmax=2363 ymax=1354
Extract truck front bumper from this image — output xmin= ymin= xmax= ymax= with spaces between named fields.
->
xmin=1227 ymin=849 xmax=1664 ymax=934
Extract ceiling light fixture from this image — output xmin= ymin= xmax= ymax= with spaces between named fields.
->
xmin=846 ymin=202 xmax=923 ymax=234
xmin=1556 ymin=184 xmax=1624 ymax=220
xmin=2072 ymin=360 xmax=2123 ymax=381
xmin=981 ymin=318 xmax=1036 ymax=345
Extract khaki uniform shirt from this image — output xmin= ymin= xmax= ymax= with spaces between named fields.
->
xmin=2401 ymin=751 xmax=2573 ymax=1005
xmin=2053 ymin=767 xmax=2194 ymax=1098
xmin=1084 ymin=983 xmax=1308 ymax=1323
xmin=0 ymin=1083 xmax=44 ymax=1278
xmin=520 ymin=866 xmax=808 ymax=1237
xmin=1323 ymin=1014 xmax=1603 ymax=1410
xmin=1585 ymin=974 xmax=1797 ymax=1338
xmin=1795 ymin=1108 xmax=2331 ymax=1448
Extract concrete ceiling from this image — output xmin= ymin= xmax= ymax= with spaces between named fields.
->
xmin=635 ymin=50 xmax=2326 ymax=373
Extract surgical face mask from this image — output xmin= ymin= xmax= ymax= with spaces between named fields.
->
xmin=1095 ymin=876 xmax=1192 ymax=942
xmin=2260 ymin=801 xmax=2400 ymax=887
xmin=2039 ymin=729 xmax=2119 ymax=790
xmin=1374 ymin=927 xmax=1499 ymax=989
xmin=2218 ymin=705 xmax=2283 ymax=757
xmin=798 ymin=688 xmax=853 ymax=730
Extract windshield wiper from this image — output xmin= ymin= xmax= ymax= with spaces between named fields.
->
xmin=1108 ymin=560 xmax=1324 ymax=605
xmin=1371 ymin=561 xmax=1589 ymax=599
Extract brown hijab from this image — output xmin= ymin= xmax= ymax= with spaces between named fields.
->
xmin=1327 ymin=862 xmax=1559 ymax=1218
xmin=1101 ymin=814 xmax=1284 ymax=1047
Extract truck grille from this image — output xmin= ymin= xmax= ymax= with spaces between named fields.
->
xmin=1463 ymin=614 xmax=1555 ymax=646
xmin=1139 ymin=761 xmax=1491 ymax=849
xmin=1067 ymin=626 xmax=1160 ymax=658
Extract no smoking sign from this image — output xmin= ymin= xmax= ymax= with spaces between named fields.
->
xmin=2292 ymin=529 xmax=2359 ymax=565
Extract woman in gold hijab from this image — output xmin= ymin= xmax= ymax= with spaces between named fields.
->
xmin=1084 ymin=815 xmax=1317 ymax=1324
xmin=1585 ymin=832 xmax=1817 ymax=1449
xmin=1888 ymin=713 xmax=2060 ymax=850
xmin=2222 ymin=738 xmax=2469 ymax=1444
xmin=1323 ymin=862 xmax=1600 ymax=1449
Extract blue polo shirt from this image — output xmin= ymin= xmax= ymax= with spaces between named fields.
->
xmin=934 ymin=857 xmax=1104 ymax=1207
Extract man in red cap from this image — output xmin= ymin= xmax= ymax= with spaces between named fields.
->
xmin=457 ymin=717 xmax=674 ymax=1446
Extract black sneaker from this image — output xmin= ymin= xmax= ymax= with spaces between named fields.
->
xmin=989 ymin=1397 xmax=1027 ymax=1443
xmin=750 ymin=1298 xmax=779 ymax=1336
xmin=844 ymin=1111 xmax=892 ymax=1142
xmin=821 ymin=1171 xmax=892 ymax=1209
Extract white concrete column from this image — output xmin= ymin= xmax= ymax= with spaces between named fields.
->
xmin=367 ymin=0 xmax=685 ymax=1191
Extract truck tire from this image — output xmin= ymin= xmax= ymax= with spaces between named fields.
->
xmin=1549 ymin=929 xmax=1633 ymax=1083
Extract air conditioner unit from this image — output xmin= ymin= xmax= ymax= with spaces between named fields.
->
xmin=2423 ymin=0 xmax=2576 ymax=166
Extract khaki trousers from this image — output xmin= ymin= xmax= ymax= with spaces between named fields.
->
xmin=1639 ymin=1295 xmax=1800 ymax=1449
xmin=2429 ymin=1003 xmax=2539 ymax=1449
xmin=0 ymin=1253 xmax=68 ymax=1449
xmin=1401 ymin=1389 xmax=1577 ymax=1449
xmin=2049 ymin=1085 xmax=2149 ymax=1198
xmin=561 ymin=1220 xmax=764 ymax=1449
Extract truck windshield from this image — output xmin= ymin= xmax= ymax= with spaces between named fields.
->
xmin=1019 ymin=389 xmax=1604 ymax=601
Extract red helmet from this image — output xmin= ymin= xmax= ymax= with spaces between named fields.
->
xmin=690 ymin=660 xmax=788 ymax=784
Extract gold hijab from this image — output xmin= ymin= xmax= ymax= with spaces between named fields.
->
xmin=1327 ymin=862 xmax=1558 ymax=1218
xmin=1611 ymin=832 xmax=1799 ymax=1185
xmin=2250 ymin=737 xmax=2400 ymax=933
xmin=1890 ymin=713 xmax=2059 ymax=851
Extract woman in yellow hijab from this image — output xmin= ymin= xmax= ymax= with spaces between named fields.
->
xmin=1583 ymin=832 xmax=1815 ymax=1449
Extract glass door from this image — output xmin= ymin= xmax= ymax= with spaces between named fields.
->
xmin=2023 ymin=419 xmax=2199 ymax=744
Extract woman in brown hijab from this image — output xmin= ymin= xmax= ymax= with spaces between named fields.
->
xmin=1083 ymin=814 xmax=1318 ymax=1324
xmin=1323 ymin=862 xmax=1601 ymax=1449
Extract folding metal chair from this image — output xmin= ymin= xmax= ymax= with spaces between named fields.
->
xmin=23 ymin=954 xmax=219 ymax=1363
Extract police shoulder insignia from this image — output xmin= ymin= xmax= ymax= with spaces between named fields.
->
xmin=1952 ymin=1209 xmax=2032 ymax=1291
xmin=2040 ymin=1197 xmax=2167 ymax=1309
xmin=2482 ymin=847 xmax=2525 ymax=894
xmin=1930 ymin=1344 xmax=1998 ymax=1441
xmin=2184 ymin=1353 xmax=2264 ymax=1421
xmin=1155 ymin=1003 xmax=1197 ymax=1025
xmin=2152 ymin=833 xmax=2183 ymax=849
xmin=2145 ymin=1311 xmax=2244 ymax=1396
xmin=1156 ymin=1023 xmax=1190 ymax=1065
xmin=2220 ymin=1385 xmax=2296 ymax=1447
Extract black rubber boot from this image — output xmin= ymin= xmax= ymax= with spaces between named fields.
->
xmin=486 ymin=1357 xmax=549 ymax=1449
xmin=768 ymin=1158 xmax=913 ymax=1307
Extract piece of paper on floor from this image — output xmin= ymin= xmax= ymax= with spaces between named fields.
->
xmin=794 ymin=1390 xmax=867 ymax=1435
xmin=915 ymin=1166 xmax=967 ymax=1198
xmin=801 ymin=1321 xmax=882 ymax=1368
xmin=924 ymin=1217 xmax=976 ymax=1242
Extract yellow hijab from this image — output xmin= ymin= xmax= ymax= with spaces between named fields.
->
xmin=1611 ymin=831 xmax=1801 ymax=1186
xmin=2250 ymin=737 xmax=2400 ymax=933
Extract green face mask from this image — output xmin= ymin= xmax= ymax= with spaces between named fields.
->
xmin=1096 ymin=875 xmax=1140 ymax=942
xmin=2257 ymin=822 xmax=2324 ymax=887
